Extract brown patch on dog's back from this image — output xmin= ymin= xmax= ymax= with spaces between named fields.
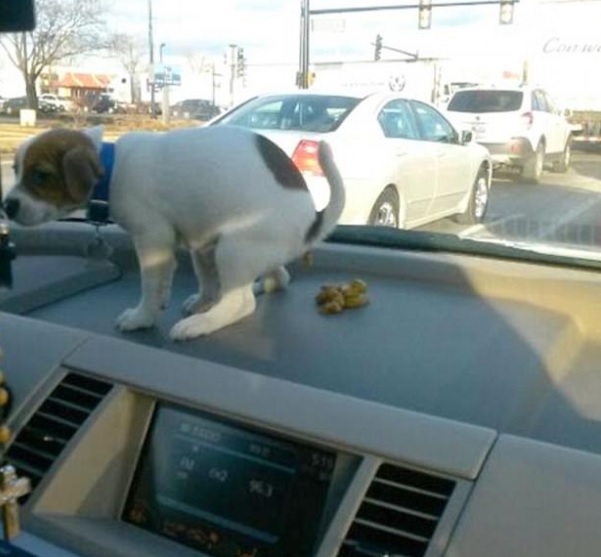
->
xmin=255 ymin=134 xmax=307 ymax=191
xmin=20 ymin=128 xmax=103 ymax=207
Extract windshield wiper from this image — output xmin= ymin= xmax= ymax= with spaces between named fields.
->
xmin=327 ymin=225 xmax=601 ymax=272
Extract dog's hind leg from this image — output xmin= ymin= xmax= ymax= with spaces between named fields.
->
xmin=182 ymin=237 xmax=221 ymax=315
xmin=116 ymin=226 xmax=177 ymax=332
xmin=171 ymin=283 xmax=255 ymax=340
xmin=171 ymin=233 xmax=271 ymax=339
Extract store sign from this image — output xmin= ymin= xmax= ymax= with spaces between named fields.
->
xmin=543 ymin=36 xmax=601 ymax=54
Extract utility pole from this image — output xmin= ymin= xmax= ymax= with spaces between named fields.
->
xmin=148 ymin=0 xmax=155 ymax=117
xmin=229 ymin=44 xmax=237 ymax=106
xmin=160 ymin=44 xmax=170 ymax=125
xmin=298 ymin=0 xmax=310 ymax=89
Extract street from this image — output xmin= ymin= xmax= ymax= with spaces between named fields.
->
xmin=418 ymin=147 xmax=601 ymax=251
xmin=2 ymin=147 xmax=601 ymax=253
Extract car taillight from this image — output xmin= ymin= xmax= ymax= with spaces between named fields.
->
xmin=520 ymin=111 xmax=534 ymax=128
xmin=291 ymin=140 xmax=323 ymax=176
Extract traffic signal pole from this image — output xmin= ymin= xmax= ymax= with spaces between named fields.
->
xmin=298 ymin=0 xmax=519 ymax=87
xmin=298 ymin=0 xmax=311 ymax=89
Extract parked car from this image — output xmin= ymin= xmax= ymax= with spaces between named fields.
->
xmin=445 ymin=86 xmax=573 ymax=183
xmin=171 ymin=99 xmax=221 ymax=121
xmin=91 ymin=94 xmax=128 ymax=114
xmin=2 ymin=96 xmax=27 ymax=115
xmin=210 ymin=91 xmax=492 ymax=229
xmin=37 ymin=98 xmax=60 ymax=114
xmin=39 ymin=93 xmax=75 ymax=112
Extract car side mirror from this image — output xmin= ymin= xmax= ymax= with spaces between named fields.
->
xmin=461 ymin=129 xmax=473 ymax=144
xmin=563 ymin=108 xmax=572 ymax=118
xmin=0 ymin=0 xmax=36 ymax=32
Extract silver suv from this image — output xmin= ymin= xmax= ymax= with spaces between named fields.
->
xmin=445 ymin=86 xmax=572 ymax=183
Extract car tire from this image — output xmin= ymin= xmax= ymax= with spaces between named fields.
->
xmin=522 ymin=141 xmax=545 ymax=183
xmin=368 ymin=187 xmax=400 ymax=228
xmin=552 ymin=138 xmax=572 ymax=173
xmin=455 ymin=167 xmax=490 ymax=225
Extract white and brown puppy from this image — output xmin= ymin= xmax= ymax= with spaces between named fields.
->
xmin=6 ymin=125 xmax=345 ymax=340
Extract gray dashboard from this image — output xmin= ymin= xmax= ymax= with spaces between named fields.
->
xmin=2 ymin=221 xmax=601 ymax=557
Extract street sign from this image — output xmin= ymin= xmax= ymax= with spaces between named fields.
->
xmin=149 ymin=63 xmax=182 ymax=87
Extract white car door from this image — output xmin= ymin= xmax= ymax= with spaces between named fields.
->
xmin=376 ymin=99 xmax=438 ymax=225
xmin=542 ymin=91 xmax=571 ymax=154
xmin=411 ymin=101 xmax=474 ymax=216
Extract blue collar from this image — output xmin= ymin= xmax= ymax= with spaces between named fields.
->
xmin=87 ymin=142 xmax=115 ymax=224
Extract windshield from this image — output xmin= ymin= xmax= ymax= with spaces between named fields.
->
xmin=447 ymin=90 xmax=524 ymax=113
xmin=216 ymin=94 xmax=361 ymax=132
xmin=2 ymin=0 xmax=601 ymax=268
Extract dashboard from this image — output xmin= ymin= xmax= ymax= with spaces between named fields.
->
xmin=2 ymin=221 xmax=601 ymax=557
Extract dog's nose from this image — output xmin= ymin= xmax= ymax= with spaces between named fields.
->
xmin=4 ymin=198 xmax=20 ymax=220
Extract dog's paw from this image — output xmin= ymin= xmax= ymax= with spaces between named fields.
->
xmin=254 ymin=267 xmax=291 ymax=296
xmin=170 ymin=315 xmax=215 ymax=341
xmin=264 ymin=267 xmax=290 ymax=293
xmin=116 ymin=307 xmax=156 ymax=332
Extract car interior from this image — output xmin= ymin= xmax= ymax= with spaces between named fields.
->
xmin=2 ymin=2 xmax=601 ymax=557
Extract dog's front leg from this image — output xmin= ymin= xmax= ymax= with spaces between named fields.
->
xmin=116 ymin=234 xmax=176 ymax=332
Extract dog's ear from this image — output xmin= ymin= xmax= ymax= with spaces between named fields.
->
xmin=83 ymin=126 xmax=104 ymax=153
xmin=63 ymin=145 xmax=103 ymax=204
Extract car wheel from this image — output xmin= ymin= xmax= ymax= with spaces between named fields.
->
xmin=455 ymin=167 xmax=489 ymax=225
xmin=552 ymin=138 xmax=572 ymax=173
xmin=522 ymin=141 xmax=545 ymax=183
xmin=368 ymin=187 xmax=399 ymax=228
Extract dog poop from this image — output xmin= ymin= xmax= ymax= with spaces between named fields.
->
xmin=316 ymin=280 xmax=369 ymax=315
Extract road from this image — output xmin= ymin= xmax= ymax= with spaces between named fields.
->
xmin=2 ymin=146 xmax=601 ymax=253
xmin=418 ymin=147 xmax=601 ymax=252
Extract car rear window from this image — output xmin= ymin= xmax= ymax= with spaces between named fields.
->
xmin=217 ymin=94 xmax=362 ymax=132
xmin=447 ymin=90 xmax=524 ymax=113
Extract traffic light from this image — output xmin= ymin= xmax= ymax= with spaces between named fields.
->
xmin=374 ymin=34 xmax=383 ymax=61
xmin=418 ymin=0 xmax=432 ymax=29
xmin=499 ymin=0 xmax=514 ymax=24
xmin=308 ymin=71 xmax=316 ymax=87
xmin=236 ymin=47 xmax=246 ymax=78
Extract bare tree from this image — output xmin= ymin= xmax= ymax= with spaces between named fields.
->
xmin=186 ymin=52 xmax=222 ymax=108
xmin=0 ymin=0 xmax=107 ymax=109
xmin=109 ymin=33 xmax=147 ymax=104
xmin=187 ymin=52 xmax=213 ymax=76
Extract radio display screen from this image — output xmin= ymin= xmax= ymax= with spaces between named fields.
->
xmin=122 ymin=403 xmax=337 ymax=557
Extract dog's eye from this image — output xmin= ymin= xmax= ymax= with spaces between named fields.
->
xmin=32 ymin=169 xmax=52 ymax=185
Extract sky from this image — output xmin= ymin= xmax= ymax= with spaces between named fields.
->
xmin=101 ymin=0 xmax=601 ymax=67
xmin=104 ymin=0 xmax=529 ymax=66
xmin=3 ymin=0 xmax=601 ymax=100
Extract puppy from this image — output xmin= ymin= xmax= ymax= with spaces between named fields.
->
xmin=6 ymin=125 xmax=345 ymax=340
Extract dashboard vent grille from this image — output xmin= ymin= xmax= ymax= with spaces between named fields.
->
xmin=5 ymin=372 xmax=113 ymax=496
xmin=338 ymin=463 xmax=456 ymax=557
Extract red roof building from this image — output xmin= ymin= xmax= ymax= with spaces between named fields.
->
xmin=56 ymin=72 xmax=113 ymax=99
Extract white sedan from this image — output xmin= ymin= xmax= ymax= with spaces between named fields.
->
xmin=210 ymin=91 xmax=492 ymax=229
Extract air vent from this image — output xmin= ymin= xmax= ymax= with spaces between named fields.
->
xmin=5 ymin=372 xmax=113 ymax=495
xmin=338 ymin=463 xmax=456 ymax=557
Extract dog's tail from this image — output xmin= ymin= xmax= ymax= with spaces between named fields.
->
xmin=305 ymin=140 xmax=346 ymax=245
